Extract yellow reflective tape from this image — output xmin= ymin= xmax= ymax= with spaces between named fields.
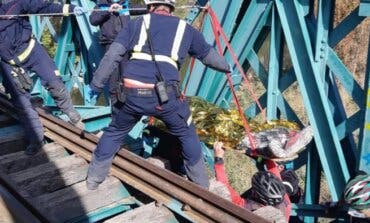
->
xmin=130 ymin=52 xmax=178 ymax=69
xmin=18 ymin=38 xmax=35 ymax=62
xmin=368 ymin=102 xmax=370 ymax=108
xmin=171 ymin=20 xmax=186 ymax=62
xmin=63 ymin=4 xmax=70 ymax=16
xmin=8 ymin=38 xmax=35 ymax=65
xmin=368 ymin=89 xmax=370 ymax=96
xmin=133 ymin=14 xmax=150 ymax=52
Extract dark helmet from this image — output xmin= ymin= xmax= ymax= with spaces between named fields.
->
xmin=251 ymin=171 xmax=286 ymax=206
xmin=343 ymin=173 xmax=370 ymax=210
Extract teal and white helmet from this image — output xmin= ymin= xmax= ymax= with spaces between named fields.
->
xmin=344 ymin=174 xmax=370 ymax=211
xmin=144 ymin=0 xmax=176 ymax=8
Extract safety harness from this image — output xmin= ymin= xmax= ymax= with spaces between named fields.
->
xmin=130 ymin=14 xmax=187 ymax=70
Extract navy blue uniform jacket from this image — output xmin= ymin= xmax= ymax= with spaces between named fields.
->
xmin=118 ymin=13 xmax=211 ymax=83
xmin=91 ymin=13 xmax=211 ymax=90
xmin=0 ymin=0 xmax=75 ymax=61
xmin=89 ymin=0 xmax=146 ymax=46
xmin=89 ymin=0 xmax=130 ymax=46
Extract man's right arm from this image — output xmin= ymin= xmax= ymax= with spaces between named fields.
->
xmin=90 ymin=42 xmax=127 ymax=91
xmin=90 ymin=5 xmax=111 ymax=26
xmin=90 ymin=14 xmax=131 ymax=91
xmin=214 ymin=162 xmax=245 ymax=207
xmin=213 ymin=142 xmax=245 ymax=207
xmin=25 ymin=0 xmax=74 ymax=15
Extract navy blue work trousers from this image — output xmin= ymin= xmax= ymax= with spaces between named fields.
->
xmin=87 ymin=89 xmax=210 ymax=188
xmin=0 ymin=62 xmax=44 ymax=145
xmin=15 ymin=41 xmax=76 ymax=115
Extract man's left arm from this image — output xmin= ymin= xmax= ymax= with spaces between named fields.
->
xmin=189 ymin=28 xmax=231 ymax=73
xmin=201 ymin=48 xmax=231 ymax=73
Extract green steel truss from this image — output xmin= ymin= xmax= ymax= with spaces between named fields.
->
xmin=183 ymin=0 xmax=370 ymax=221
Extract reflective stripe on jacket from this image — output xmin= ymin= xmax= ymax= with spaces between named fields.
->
xmin=130 ymin=14 xmax=186 ymax=70
xmin=114 ymin=12 xmax=211 ymax=83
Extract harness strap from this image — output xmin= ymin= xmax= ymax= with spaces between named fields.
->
xmin=131 ymin=14 xmax=186 ymax=69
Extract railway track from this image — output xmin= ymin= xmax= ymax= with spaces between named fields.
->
xmin=0 ymin=92 xmax=269 ymax=223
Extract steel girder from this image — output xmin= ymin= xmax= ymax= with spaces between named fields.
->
xmin=182 ymin=0 xmax=370 ymax=221
xmin=20 ymin=0 xmax=370 ymax=220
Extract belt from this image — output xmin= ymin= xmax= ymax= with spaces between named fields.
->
xmin=130 ymin=52 xmax=178 ymax=70
xmin=9 ymin=38 xmax=36 ymax=65
xmin=124 ymin=84 xmax=180 ymax=97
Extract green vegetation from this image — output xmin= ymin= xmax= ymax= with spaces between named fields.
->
xmin=41 ymin=28 xmax=57 ymax=58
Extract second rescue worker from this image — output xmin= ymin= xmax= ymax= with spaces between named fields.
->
xmin=0 ymin=0 xmax=85 ymax=155
xmin=86 ymin=0 xmax=231 ymax=189
xmin=89 ymin=0 xmax=146 ymax=108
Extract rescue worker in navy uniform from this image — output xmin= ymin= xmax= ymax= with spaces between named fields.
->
xmin=0 ymin=0 xmax=86 ymax=155
xmin=89 ymin=0 xmax=129 ymax=115
xmin=89 ymin=0 xmax=146 ymax=109
xmin=85 ymin=0 xmax=231 ymax=189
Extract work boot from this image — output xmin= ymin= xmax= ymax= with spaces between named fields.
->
xmin=184 ymin=158 xmax=210 ymax=189
xmin=65 ymin=109 xmax=84 ymax=129
xmin=24 ymin=142 xmax=44 ymax=156
xmin=86 ymin=178 xmax=100 ymax=190
xmin=72 ymin=119 xmax=85 ymax=130
xmin=65 ymin=109 xmax=81 ymax=123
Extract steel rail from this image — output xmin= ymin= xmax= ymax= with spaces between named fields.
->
xmin=0 ymin=93 xmax=269 ymax=223
xmin=43 ymin=130 xmax=211 ymax=223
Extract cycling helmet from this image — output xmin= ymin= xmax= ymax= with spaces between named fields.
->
xmin=251 ymin=171 xmax=286 ymax=206
xmin=343 ymin=174 xmax=370 ymax=210
xmin=144 ymin=0 xmax=176 ymax=9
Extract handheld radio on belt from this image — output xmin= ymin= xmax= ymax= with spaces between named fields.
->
xmin=143 ymin=18 xmax=169 ymax=104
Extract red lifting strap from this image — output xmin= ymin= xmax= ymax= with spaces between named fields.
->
xmin=207 ymin=7 xmax=266 ymax=122
xmin=207 ymin=7 xmax=258 ymax=152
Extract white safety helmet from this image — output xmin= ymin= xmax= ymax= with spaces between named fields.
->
xmin=144 ymin=0 xmax=176 ymax=9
